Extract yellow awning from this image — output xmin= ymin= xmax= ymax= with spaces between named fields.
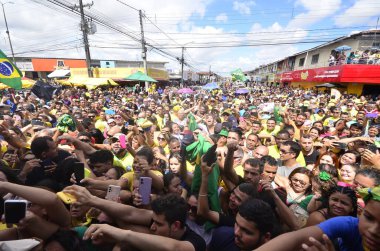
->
xmin=59 ymin=77 xmax=118 ymax=90
xmin=0 ymin=79 xmax=36 ymax=89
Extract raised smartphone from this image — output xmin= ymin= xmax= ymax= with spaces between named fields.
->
xmin=4 ymin=200 xmax=27 ymax=224
xmin=105 ymin=185 xmax=121 ymax=201
xmin=73 ymin=162 xmax=85 ymax=185
xmin=139 ymin=177 xmax=152 ymax=205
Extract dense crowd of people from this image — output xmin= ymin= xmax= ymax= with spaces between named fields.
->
xmin=329 ymin=49 xmax=380 ymax=66
xmin=0 ymin=83 xmax=379 ymax=251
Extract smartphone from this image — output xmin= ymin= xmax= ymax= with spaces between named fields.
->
xmin=40 ymin=159 xmax=53 ymax=167
xmin=105 ymin=109 xmax=115 ymax=115
xmin=31 ymin=119 xmax=44 ymax=126
xmin=366 ymin=113 xmax=378 ymax=118
xmin=128 ymin=119 xmax=135 ymax=126
xmin=139 ymin=177 xmax=152 ymax=205
xmin=203 ymin=145 xmax=217 ymax=167
xmin=4 ymin=200 xmax=27 ymax=224
xmin=105 ymin=185 xmax=121 ymax=201
xmin=334 ymin=142 xmax=347 ymax=150
xmin=367 ymin=144 xmax=378 ymax=154
xmin=73 ymin=162 xmax=85 ymax=185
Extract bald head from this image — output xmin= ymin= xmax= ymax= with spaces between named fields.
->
xmin=253 ymin=146 xmax=269 ymax=159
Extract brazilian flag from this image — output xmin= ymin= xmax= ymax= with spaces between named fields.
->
xmin=187 ymin=136 xmax=221 ymax=230
xmin=0 ymin=50 xmax=22 ymax=90
xmin=187 ymin=112 xmax=198 ymax=131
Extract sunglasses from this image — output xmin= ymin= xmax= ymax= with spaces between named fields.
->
xmin=291 ymin=178 xmax=308 ymax=186
xmin=157 ymin=137 xmax=166 ymax=141
xmin=187 ymin=204 xmax=197 ymax=214
xmin=79 ymin=138 xmax=91 ymax=143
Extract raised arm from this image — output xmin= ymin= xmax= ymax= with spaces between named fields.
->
xmin=197 ymin=161 xmax=220 ymax=224
xmin=84 ymin=224 xmax=196 ymax=251
xmin=222 ymin=142 xmax=240 ymax=186
xmin=0 ymin=182 xmax=70 ymax=228
xmin=63 ymin=185 xmax=152 ymax=226
xmin=254 ymin=226 xmax=324 ymax=251
xmin=58 ymin=134 xmax=96 ymax=155
xmin=260 ymin=180 xmax=299 ymax=230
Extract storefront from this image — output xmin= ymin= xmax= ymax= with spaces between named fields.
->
xmin=70 ymin=67 xmax=169 ymax=81
xmin=279 ymin=65 xmax=380 ymax=96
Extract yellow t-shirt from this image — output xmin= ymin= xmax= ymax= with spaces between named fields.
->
xmin=219 ymin=165 xmax=243 ymax=190
xmin=311 ymin=114 xmax=324 ymax=122
xmin=95 ymin=119 xmax=108 ymax=133
xmin=186 ymin=161 xmax=195 ymax=173
xmin=260 ymin=125 xmax=281 ymax=136
xmin=113 ymin=152 xmax=134 ymax=171
xmin=121 ymin=170 xmax=163 ymax=191
xmin=323 ymin=117 xmax=339 ymax=127
xmin=268 ymin=145 xmax=306 ymax=167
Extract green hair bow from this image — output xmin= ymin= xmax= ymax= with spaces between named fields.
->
xmin=319 ymin=171 xmax=331 ymax=181
xmin=358 ymin=186 xmax=380 ymax=203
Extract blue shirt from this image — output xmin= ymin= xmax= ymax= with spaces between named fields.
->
xmin=318 ymin=216 xmax=363 ymax=251
xmin=208 ymin=226 xmax=240 ymax=251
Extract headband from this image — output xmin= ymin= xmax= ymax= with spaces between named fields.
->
xmin=358 ymin=186 xmax=380 ymax=203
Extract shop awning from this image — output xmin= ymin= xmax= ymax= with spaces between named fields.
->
xmin=58 ymin=77 xmax=118 ymax=90
xmin=47 ymin=69 xmax=71 ymax=78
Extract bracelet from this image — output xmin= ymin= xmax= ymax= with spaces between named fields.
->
xmin=199 ymin=194 xmax=208 ymax=197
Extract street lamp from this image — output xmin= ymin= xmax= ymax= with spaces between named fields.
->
xmin=1 ymin=1 xmax=15 ymax=62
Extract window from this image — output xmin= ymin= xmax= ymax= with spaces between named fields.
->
xmin=373 ymin=42 xmax=380 ymax=47
xmin=299 ymin=58 xmax=305 ymax=67
xmin=311 ymin=54 xmax=319 ymax=65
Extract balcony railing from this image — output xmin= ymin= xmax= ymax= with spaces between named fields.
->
xmin=257 ymin=58 xmax=380 ymax=75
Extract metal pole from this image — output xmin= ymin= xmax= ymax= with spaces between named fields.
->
xmin=78 ymin=0 xmax=93 ymax=77
xmin=181 ymin=47 xmax=184 ymax=87
xmin=1 ymin=2 xmax=14 ymax=63
xmin=139 ymin=10 xmax=148 ymax=91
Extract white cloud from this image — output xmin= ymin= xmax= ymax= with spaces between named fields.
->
xmin=288 ymin=0 xmax=341 ymax=28
xmin=215 ymin=13 xmax=228 ymax=23
xmin=334 ymin=0 xmax=380 ymax=27
xmin=233 ymin=1 xmax=255 ymax=15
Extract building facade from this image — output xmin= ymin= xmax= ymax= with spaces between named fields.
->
xmin=249 ymin=30 xmax=380 ymax=96
xmin=15 ymin=57 xmax=168 ymax=81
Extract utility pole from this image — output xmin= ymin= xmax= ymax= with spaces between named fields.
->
xmin=78 ymin=0 xmax=93 ymax=77
xmin=208 ymin=65 xmax=211 ymax=83
xmin=1 ymin=1 xmax=15 ymax=63
xmin=139 ymin=9 xmax=148 ymax=91
xmin=181 ymin=47 xmax=184 ymax=87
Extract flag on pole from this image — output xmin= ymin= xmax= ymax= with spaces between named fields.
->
xmin=0 ymin=50 xmax=22 ymax=90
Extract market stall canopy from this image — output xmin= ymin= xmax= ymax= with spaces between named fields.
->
xmin=60 ymin=77 xmax=118 ymax=90
xmin=47 ymin=69 xmax=71 ymax=78
xmin=202 ymin=82 xmax=219 ymax=90
xmin=177 ymin=88 xmax=194 ymax=94
xmin=124 ymin=71 xmax=157 ymax=82
xmin=0 ymin=77 xmax=35 ymax=89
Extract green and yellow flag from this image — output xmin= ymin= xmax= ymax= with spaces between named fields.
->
xmin=0 ymin=50 xmax=22 ymax=90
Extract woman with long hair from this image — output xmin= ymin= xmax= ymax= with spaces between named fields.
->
xmin=305 ymin=184 xmax=357 ymax=227
xmin=168 ymin=153 xmax=192 ymax=191
xmin=313 ymin=152 xmax=339 ymax=175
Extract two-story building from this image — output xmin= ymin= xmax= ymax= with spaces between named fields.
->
xmin=248 ymin=30 xmax=380 ymax=96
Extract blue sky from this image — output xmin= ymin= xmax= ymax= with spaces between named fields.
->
xmin=1 ymin=0 xmax=380 ymax=75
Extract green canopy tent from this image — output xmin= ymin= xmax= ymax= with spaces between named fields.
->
xmin=124 ymin=71 xmax=157 ymax=91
